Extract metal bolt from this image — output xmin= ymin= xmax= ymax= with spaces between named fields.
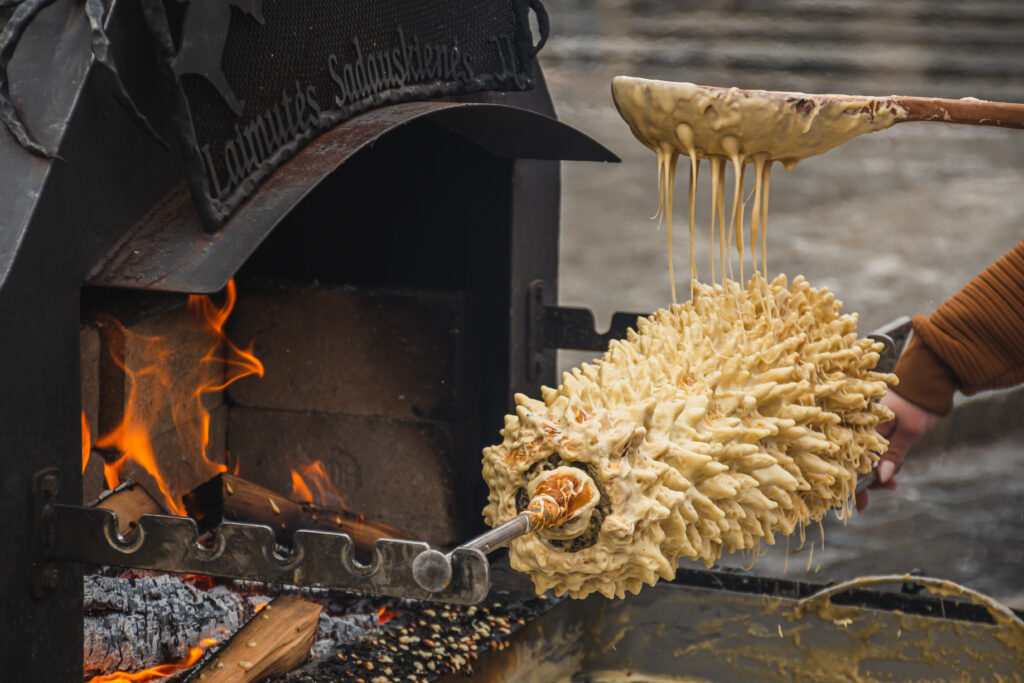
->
xmin=412 ymin=549 xmax=452 ymax=593
xmin=41 ymin=566 xmax=59 ymax=589
xmin=40 ymin=474 xmax=60 ymax=497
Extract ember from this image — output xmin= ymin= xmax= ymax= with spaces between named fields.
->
xmin=85 ymin=638 xmax=217 ymax=683
xmin=178 ymin=574 xmax=218 ymax=591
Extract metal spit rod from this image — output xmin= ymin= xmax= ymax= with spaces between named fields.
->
xmin=413 ymin=469 xmax=601 ymax=594
xmin=461 ymin=512 xmax=535 ymax=555
xmin=415 ymin=320 xmax=915 ymax=591
xmin=412 ymin=513 xmax=536 ymax=593
xmin=855 ymin=316 xmax=914 ymax=494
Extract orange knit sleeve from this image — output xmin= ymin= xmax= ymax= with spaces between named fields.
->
xmin=892 ymin=239 xmax=1024 ymax=415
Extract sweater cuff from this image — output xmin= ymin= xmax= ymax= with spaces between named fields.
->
xmin=891 ymin=321 xmax=960 ymax=416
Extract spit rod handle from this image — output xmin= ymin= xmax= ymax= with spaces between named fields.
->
xmin=856 ymin=316 xmax=914 ymax=494
xmin=412 ymin=513 xmax=535 ymax=594
xmin=460 ymin=512 xmax=534 ymax=555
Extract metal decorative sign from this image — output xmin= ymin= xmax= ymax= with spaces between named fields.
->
xmin=141 ymin=0 xmax=548 ymax=228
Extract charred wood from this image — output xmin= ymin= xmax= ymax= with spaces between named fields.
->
xmin=309 ymin=612 xmax=377 ymax=659
xmin=84 ymin=572 xmax=385 ymax=677
xmin=83 ymin=574 xmax=256 ymax=676
xmin=183 ymin=473 xmax=413 ymax=552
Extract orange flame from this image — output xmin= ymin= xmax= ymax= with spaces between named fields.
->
xmin=97 ymin=366 xmax=183 ymax=513
xmin=82 ymin=411 xmax=92 ymax=474
xmin=84 ymin=638 xmax=218 ymax=683
xmin=185 ymin=279 xmax=264 ymax=476
xmin=290 ymin=460 xmax=346 ymax=509
xmin=291 ymin=470 xmax=315 ymax=504
xmin=95 ymin=279 xmax=262 ymax=514
xmin=178 ymin=574 xmax=217 ymax=591
xmin=377 ymin=605 xmax=398 ymax=624
xmin=227 ymin=450 xmax=241 ymax=476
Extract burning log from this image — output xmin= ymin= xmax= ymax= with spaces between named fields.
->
xmin=92 ymin=481 xmax=166 ymax=538
xmin=84 ymin=573 xmax=384 ymax=678
xmin=183 ymin=473 xmax=413 ymax=552
xmin=185 ymin=597 xmax=321 ymax=682
xmin=83 ymin=574 xmax=255 ymax=675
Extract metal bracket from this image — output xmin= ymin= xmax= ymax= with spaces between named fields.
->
xmin=867 ymin=316 xmax=913 ymax=374
xmin=31 ymin=470 xmax=490 ymax=605
xmin=528 ymin=284 xmax=914 ymax=381
xmin=527 ymin=279 xmax=647 ymax=381
xmin=29 ymin=467 xmax=61 ymax=599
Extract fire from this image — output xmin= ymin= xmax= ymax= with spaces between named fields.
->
xmin=84 ymin=638 xmax=218 ymax=683
xmin=377 ymin=605 xmax=399 ymax=624
xmin=185 ymin=279 xmax=264 ymax=475
xmin=91 ymin=279 xmax=263 ymax=514
xmin=178 ymin=574 xmax=217 ymax=591
xmin=82 ymin=411 xmax=92 ymax=474
xmin=97 ymin=367 xmax=182 ymax=513
xmin=290 ymin=460 xmax=346 ymax=509
xmin=291 ymin=470 xmax=314 ymax=503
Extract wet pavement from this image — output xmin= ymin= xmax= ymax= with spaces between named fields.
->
xmin=540 ymin=0 xmax=1024 ymax=607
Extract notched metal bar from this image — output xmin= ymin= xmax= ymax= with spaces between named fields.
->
xmin=544 ymin=305 xmax=646 ymax=352
xmin=42 ymin=496 xmax=489 ymax=604
xmin=526 ymin=279 xmax=648 ymax=380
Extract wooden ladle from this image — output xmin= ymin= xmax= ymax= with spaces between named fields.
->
xmin=889 ymin=94 xmax=1024 ymax=129
xmin=612 ymin=77 xmax=1024 ymax=167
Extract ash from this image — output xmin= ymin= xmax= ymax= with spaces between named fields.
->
xmin=276 ymin=593 xmax=558 ymax=682
xmin=84 ymin=573 xmax=256 ymax=675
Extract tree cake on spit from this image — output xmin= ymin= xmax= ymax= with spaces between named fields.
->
xmin=482 ymin=76 xmax=898 ymax=599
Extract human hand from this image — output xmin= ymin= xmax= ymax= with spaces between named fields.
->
xmin=855 ymin=391 xmax=942 ymax=512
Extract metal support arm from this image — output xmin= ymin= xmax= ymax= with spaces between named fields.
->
xmin=30 ymin=469 xmax=489 ymax=604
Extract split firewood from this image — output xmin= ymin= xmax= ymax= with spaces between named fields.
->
xmin=185 ymin=596 xmax=321 ymax=682
xmin=92 ymin=481 xmax=166 ymax=538
xmin=183 ymin=473 xmax=413 ymax=552
xmin=83 ymin=574 xmax=254 ymax=676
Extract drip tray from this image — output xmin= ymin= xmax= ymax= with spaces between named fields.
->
xmin=449 ymin=577 xmax=1023 ymax=681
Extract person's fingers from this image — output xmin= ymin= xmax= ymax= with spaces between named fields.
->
xmin=876 ymin=456 xmax=899 ymax=485
xmin=877 ymin=419 xmax=920 ymax=484
xmin=876 ymin=417 xmax=897 ymax=439
xmin=866 ymin=470 xmax=899 ymax=490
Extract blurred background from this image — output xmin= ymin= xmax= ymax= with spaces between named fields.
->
xmin=539 ymin=0 xmax=1024 ymax=606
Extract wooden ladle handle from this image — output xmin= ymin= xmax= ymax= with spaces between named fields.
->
xmin=891 ymin=95 xmax=1024 ymax=130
